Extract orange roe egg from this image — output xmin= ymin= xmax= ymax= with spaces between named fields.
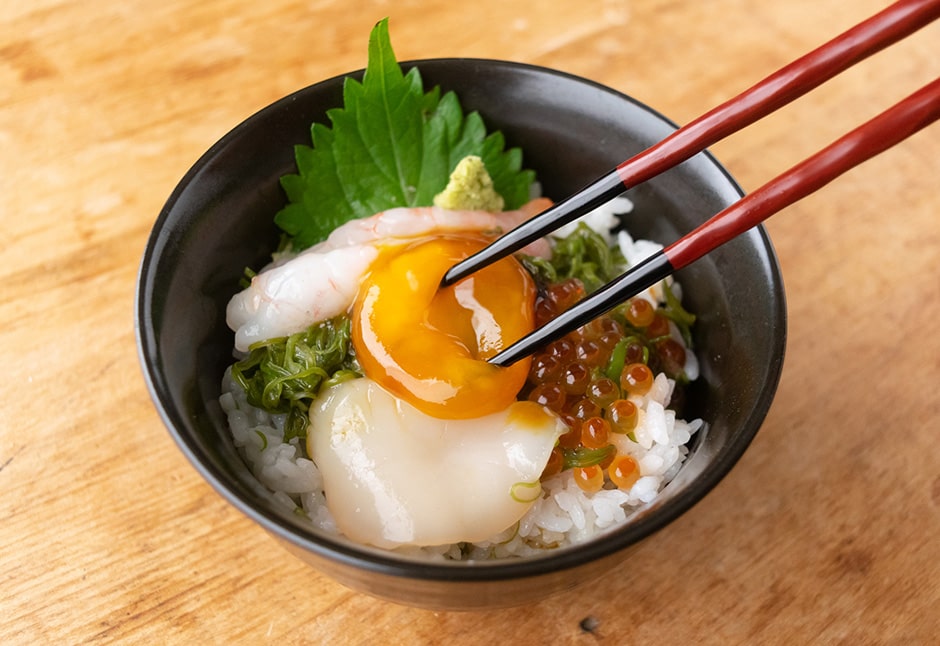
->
xmin=575 ymin=339 xmax=605 ymax=366
xmin=586 ymin=377 xmax=619 ymax=408
xmin=559 ymin=411 xmax=579 ymax=430
xmin=558 ymin=426 xmax=582 ymax=450
xmin=655 ymin=338 xmax=687 ymax=376
xmin=647 ymin=313 xmax=671 ymax=338
xmin=608 ymin=454 xmax=640 ymax=490
xmin=547 ymin=338 xmax=576 ymax=363
xmin=529 ymin=354 xmax=562 ymax=382
xmin=624 ymin=341 xmax=648 ymax=365
xmin=567 ymin=397 xmax=601 ymax=421
xmin=596 ymin=331 xmax=622 ymax=352
xmin=527 ymin=382 xmax=566 ymax=412
xmin=607 ymin=399 xmax=638 ymax=434
xmin=547 ymin=278 xmax=585 ymax=311
xmin=580 ymin=416 xmax=610 ymax=449
xmin=535 ymin=299 xmax=557 ymax=327
xmin=573 ymin=465 xmax=605 ymax=493
xmin=599 ymin=316 xmax=624 ymax=336
xmin=580 ymin=316 xmax=621 ymax=340
xmin=561 ymin=362 xmax=591 ymax=395
xmin=620 ymin=363 xmax=654 ymax=395
xmin=625 ymin=298 xmax=656 ymax=328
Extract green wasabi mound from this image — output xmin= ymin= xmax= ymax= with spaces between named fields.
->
xmin=433 ymin=155 xmax=505 ymax=212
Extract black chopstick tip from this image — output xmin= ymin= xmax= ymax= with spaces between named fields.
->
xmin=439 ymin=265 xmax=463 ymax=288
xmin=487 ymin=347 xmax=519 ymax=368
xmin=488 ymin=251 xmax=676 ymax=367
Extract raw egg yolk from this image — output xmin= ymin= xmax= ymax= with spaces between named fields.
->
xmin=352 ymin=235 xmax=535 ymax=419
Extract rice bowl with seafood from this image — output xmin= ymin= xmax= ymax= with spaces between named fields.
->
xmin=136 ymin=18 xmax=785 ymax=609
xmin=221 ymin=195 xmax=704 ymax=559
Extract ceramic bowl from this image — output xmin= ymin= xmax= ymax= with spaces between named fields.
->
xmin=136 ymin=59 xmax=786 ymax=610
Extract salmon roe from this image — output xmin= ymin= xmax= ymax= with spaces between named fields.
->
xmin=625 ymin=298 xmax=656 ymax=327
xmin=620 ymin=363 xmax=654 ymax=395
xmin=608 ymin=454 xmax=640 ymax=490
xmin=542 ymin=447 xmax=564 ymax=479
xmin=573 ymin=465 xmax=604 ymax=493
xmin=525 ymin=275 xmax=692 ymax=492
xmin=580 ymin=417 xmax=610 ymax=449
xmin=606 ymin=399 xmax=638 ymax=434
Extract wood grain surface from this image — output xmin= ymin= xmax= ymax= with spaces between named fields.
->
xmin=2 ymin=1 xmax=938 ymax=643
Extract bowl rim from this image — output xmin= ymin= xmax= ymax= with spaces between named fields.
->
xmin=135 ymin=56 xmax=787 ymax=583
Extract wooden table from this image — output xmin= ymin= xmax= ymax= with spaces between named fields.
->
xmin=3 ymin=0 xmax=938 ymax=642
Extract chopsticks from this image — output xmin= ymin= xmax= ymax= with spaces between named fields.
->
xmin=438 ymin=0 xmax=940 ymax=367
xmin=490 ymin=76 xmax=940 ymax=366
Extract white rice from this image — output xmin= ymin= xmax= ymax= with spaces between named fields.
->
xmin=220 ymin=365 xmax=701 ymax=560
xmin=219 ymin=198 xmax=703 ymax=559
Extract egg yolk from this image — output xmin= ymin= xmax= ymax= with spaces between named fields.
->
xmin=352 ymin=235 xmax=535 ymax=419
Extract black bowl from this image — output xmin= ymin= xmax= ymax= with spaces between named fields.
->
xmin=135 ymin=59 xmax=786 ymax=610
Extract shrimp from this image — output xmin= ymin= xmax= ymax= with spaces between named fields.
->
xmin=225 ymin=198 xmax=553 ymax=352
xmin=494 ymin=197 xmax=553 ymax=258
xmin=226 ymin=244 xmax=379 ymax=352
xmin=312 ymin=197 xmax=553 ymax=254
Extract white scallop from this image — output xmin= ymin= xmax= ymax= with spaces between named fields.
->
xmin=308 ymin=379 xmax=566 ymax=549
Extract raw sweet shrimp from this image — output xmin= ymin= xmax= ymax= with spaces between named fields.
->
xmin=226 ymin=199 xmax=553 ymax=352
xmin=312 ymin=197 xmax=552 ymax=254
xmin=226 ymin=243 xmax=379 ymax=352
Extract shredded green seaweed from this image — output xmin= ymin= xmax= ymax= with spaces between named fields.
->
xmin=604 ymin=335 xmax=649 ymax=382
xmin=230 ymin=316 xmax=361 ymax=443
xmin=661 ymin=279 xmax=696 ymax=346
xmin=520 ymin=223 xmax=623 ymax=294
xmin=561 ymin=444 xmax=616 ymax=470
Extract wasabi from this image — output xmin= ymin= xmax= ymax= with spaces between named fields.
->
xmin=433 ymin=155 xmax=505 ymax=212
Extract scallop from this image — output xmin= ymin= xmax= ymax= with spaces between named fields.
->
xmin=308 ymin=379 xmax=566 ymax=548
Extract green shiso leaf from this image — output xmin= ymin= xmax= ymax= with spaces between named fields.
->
xmin=274 ymin=18 xmax=535 ymax=250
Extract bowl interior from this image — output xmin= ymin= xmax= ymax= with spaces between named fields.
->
xmin=136 ymin=59 xmax=786 ymax=608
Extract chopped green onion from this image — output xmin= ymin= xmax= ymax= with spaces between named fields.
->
xmin=605 ymin=338 xmax=628 ymax=380
xmin=510 ymin=481 xmax=542 ymax=503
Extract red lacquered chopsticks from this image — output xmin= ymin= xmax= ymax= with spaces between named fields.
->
xmin=437 ymin=0 xmax=940 ymax=367
xmin=490 ymin=77 xmax=940 ymax=366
